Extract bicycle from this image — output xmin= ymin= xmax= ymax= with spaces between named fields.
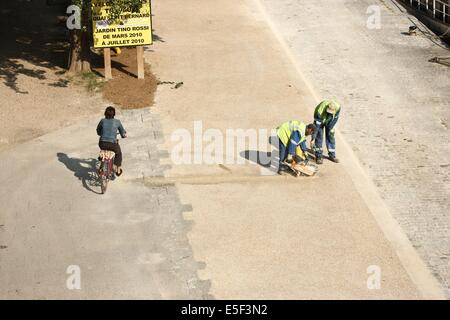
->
xmin=97 ymin=149 xmax=116 ymax=194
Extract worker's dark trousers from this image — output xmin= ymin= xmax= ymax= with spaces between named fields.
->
xmin=279 ymin=140 xmax=288 ymax=165
xmin=99 ymin=140 xmax=122 ymax=166
xmin=278 ymin=131 xmax=301 ymax=165
xmin=315 ymin=125 xmax=336 ymax=158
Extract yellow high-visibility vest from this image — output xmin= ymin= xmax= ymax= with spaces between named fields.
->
xmin=315 ymin=100 xmax=341 ymax=123
xmin=276 ymin=120 xmax=306 ymax=146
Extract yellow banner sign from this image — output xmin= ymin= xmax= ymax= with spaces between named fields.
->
xmin=92 ymin=0 xmax=152 ymax=48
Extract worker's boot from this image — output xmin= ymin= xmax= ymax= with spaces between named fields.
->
xmin=277 ymin=163 xmax=289 ymax=175
xmin=316 ymin=156 xmax=323 ymax=165
xmin=286 ymin=154 xmax=294 ymax=164
xmin=328 ymin=156 xmax=340 ymax=163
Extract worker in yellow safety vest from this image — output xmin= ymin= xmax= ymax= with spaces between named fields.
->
xmin=312 ymin=100 xmax=341 ymax=164
xmin=276 ymin=120 xmax=316 ymax=174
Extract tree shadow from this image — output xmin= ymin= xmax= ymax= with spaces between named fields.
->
xmin=57 ymin=152 xmax=103 ymax=194
xmin=48 ymin=78 xmax=70 ymax=87
xmin=0 ymin=0 xmax=69 ymax=93
xmin=46 ymin=0 xmax=70 ymax=5
xmin=0 ymin=60 xmax=47 ymax=94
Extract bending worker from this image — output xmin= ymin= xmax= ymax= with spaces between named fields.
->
xmin=312 ymin=100 xmax=341 ymax=164
xmin=276 ymin=120 xmax=316 ymax=174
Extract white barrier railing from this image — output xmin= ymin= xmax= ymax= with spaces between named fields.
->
xmin=403 ymin=0 xmax=450 ymax=24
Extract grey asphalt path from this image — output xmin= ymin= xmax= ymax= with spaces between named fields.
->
xmin=0 ymin=110 xmax=210 ymax=299
xmin=0 ymin=0 xmax=446 ymax=299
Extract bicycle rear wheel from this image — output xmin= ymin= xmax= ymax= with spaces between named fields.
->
xmin=100 ymin=176 xmax=108 ymax=194
xmin=99 ymin=160 xmax=110 ymax=194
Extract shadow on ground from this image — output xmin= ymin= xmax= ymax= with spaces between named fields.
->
xmin=240 ymin=135 xmax=319 ymax=172
xmin=240 ymin=150 xmax=272 ymax=168
xmin=90 ymin=52 xmax=137 ymax=78
xmin=0 ymin=0 xmax=69 ymax=94
xmin=57 ymin=152 xmax=102 ymax=194
xmin=239 ymin=135 xmax=279 ymax=173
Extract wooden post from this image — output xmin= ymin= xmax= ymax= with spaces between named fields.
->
xmin=104 ymin=48 xmax=112 ymax=80
xmin=137 ymin=46 xmax=145 ymax=79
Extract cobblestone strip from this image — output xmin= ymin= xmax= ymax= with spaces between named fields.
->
xmin=117 ymin=107 xmax=211 ymax=298
xmin=119 ymin=108 xmax=171 ymax=180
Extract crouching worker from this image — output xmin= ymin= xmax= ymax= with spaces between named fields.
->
xmin=276 ymin=120 xmax=316 ymax=174
xmin=96 ymin=106 xmax=127 ymax=176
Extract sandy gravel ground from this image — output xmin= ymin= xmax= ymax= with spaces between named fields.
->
xmin=0 ymin=0 xmax=104 ymax=152
xmin=0 ymin=64 xmax=104 ymax=151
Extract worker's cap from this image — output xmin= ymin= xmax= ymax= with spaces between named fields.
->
xmin=326 ymin=101 xmax=338 ymax=113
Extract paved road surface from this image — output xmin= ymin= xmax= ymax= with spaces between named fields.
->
xmin=144 ymin=0 xmax=444 ymax=299
xmin=259 ymin=0 xmax=450 ymax=297
xmin=0 ymin=0 xmax=446 ymax=299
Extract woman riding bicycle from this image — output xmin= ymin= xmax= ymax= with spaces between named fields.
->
xmin=96 ymin=106 xmax=127 ymax=176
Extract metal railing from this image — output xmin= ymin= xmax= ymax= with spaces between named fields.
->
xmin=402 ymin=0 xmax=450 ymax=24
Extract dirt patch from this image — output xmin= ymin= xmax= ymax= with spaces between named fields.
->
xmin=95 ymin=47 xmax=158 ymax=109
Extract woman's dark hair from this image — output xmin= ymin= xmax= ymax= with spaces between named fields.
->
xmin=104 ymin=106 xmax=115 ymax=119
